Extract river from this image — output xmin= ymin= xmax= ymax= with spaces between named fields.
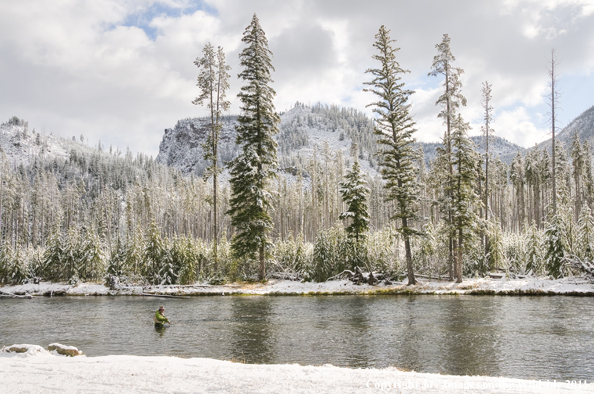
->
xmin=1 ymin=295 xmax=592 ymax=381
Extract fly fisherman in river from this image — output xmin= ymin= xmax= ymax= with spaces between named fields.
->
xmin=154 ymin=306 xmax=171 ymax=328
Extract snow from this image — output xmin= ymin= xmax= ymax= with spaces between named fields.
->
xmin=0 ymin=350 xmax=591 ymax=394
xmin=2 ymin=276 xmax=594 ymax=296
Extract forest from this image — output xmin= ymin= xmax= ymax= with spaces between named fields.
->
xmin=1 ymin=20 xmax=594 ymax=287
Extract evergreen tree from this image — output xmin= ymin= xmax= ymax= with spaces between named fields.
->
xmin=107 ymin=236 xmax=126 ymax=277
xmin=125 ymin=224 xmax=144 ymax=277
xmin=429 ymin=33 xmax=467 ymax=280
xmin=544 ymin=213 xmax=566 ymax=278
xmin=42 ymin=225 xmax=63 ymax=281
xmin=143 ymin=219 xmax=165 ymax=284
xmin=510 ymin=152 xmax=526 ymax=231
xmin=193 ymin=43 xmax=231 ymax=271
xmin=80 ymin=226 xmax=105 ymax=281
xmin=228 ymin=14 xmax=280 ymax=280
xmin=481 ymin=81 xmax=494 ymax=264
xmin=363 ymin=25 xmax=419 ymax=285
xmin=571 ymin=132 xmax=585 ymax=221
xmin=158 ymin=240 xmax=178 ymax=285
xmin=339 ymin=159 xmax=370 ymax=243
xmin=62 ymin=227 xmax=81 ymax=282
xmin=525 ymin=223 xmax=543 ymax=275
xmin=577 ymin=205 xmax=594 ymax=262
xmin=449 ymin=114 xmax=480 ymax=282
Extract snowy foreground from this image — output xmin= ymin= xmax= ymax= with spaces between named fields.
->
xmin=1 ymin=276 xmax=594 ymax=297
xmin=1 ymin=349 xmax=592 ymax=394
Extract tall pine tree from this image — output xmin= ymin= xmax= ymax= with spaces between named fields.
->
xmin=364 ymin=25 xmax=419 ymax=285
xmin=429 ymin=33 xmax=467 ymax=280
xmin=228 ymin=14 xmax=280 ymax=280
xmin=449 ymin=114 xmax=480 ymax=282
xmin=193 ymin=43 xmax=231 ymax=271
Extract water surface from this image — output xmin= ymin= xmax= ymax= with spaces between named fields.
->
xmin=1 ymin=295 xmax=592 ymax=381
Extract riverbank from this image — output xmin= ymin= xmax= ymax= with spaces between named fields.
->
xmin=1 ymin=276 xmax=593 ymax=297
xmin=0 ymin=350 xmax=591 ymax=394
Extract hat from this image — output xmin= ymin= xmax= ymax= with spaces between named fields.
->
xmin=158 ymin=305 xmax=164 ymax=310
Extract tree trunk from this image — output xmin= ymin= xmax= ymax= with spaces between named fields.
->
xmin=403 ymin=217 xmax=416 ymax=286
xmin=259 ymin=243 xmax=265 ymax=281
xmin=456 ymin=227 xmax=463 ymax=283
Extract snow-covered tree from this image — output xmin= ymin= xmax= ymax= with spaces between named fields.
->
xmin=481 ymin=81 xmax=494 ymax=262
xmin=577 ymin=204 xmax=594 ymax=262
xmin=429 ymin=33 xmax=467 ymax=280
xmin=193 ymin=43 xmax=231 ymax=271
xmin=571 ymin=132 xmax=586 ymax=221
xmin=544 ymin=213 xmax=567 ymax=278
xmin=364 ymin=25 xmax=420 ymax=285
xmin=339 ymin=159 xmax=370 ymax=243
xmin=228 ymin=14 xmax=280 ymax=280
xmin=547 ymin=49 xmax=561 ymax=216
xmin=449 ymin=114 xmax=480 ymax=282
xmin=525 ymin=223 xmax=544 ymax=275
xmin=79 ymin=226 xmax=105 ymax=281
xmin=107 ymin=236 xmax=126 ymax=278
xmin=143 ymin=219 xmax=166 ymax=284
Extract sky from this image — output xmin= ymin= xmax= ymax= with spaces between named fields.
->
xmin=1 ymin=0 xmax=593 ymax=157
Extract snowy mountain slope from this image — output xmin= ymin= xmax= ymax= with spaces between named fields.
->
xmin=157 ymin=115 xmax=239 ymax=177
xmin=157 ymin=103 xmax=525 ymax=176
xmin=420 ymin=135 xmax=525 ymax=164
xmin=0 ymin=117 xmax=71 ymax=166
xmin=157 ymin=103 xmax=381 ymax=179
xmin=0 ymin=116 xmax=111 ymax=169
xmin=536 ymin=105 xmax=594 ymax=151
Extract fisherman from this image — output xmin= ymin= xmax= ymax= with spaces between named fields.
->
xmin=154 ymin=305 xmax=171 ymax=327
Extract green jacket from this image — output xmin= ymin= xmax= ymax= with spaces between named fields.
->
xmin=154 ymin=310 xmax=170 ymax=324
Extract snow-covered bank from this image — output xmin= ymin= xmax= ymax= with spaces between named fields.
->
xmin=1 ymin=276 xmax=594 ymax=297
xmin=0 ymin=351 xmax=591 ymax=394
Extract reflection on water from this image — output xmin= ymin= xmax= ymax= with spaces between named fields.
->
xmin=1 ymin=294 xmax=593 ymax=381
xmin=230 ymin=297 xmax=276 ymax=364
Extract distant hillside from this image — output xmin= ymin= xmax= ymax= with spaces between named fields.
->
xmin=420 ymin=135 xmax=525 ymax=165
xmin=157 ymin=103 xmax=381 ymax=180
xmin=536 ymin=105 xmax=594 ymax=152
xmin=157 ymin=103 xmax=527 ymax=177
xmin=0 ymin=116 xmax=72 ymax=166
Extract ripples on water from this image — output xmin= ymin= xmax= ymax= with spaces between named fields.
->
xmin=1 ymin=295 xmax=593 ymax=380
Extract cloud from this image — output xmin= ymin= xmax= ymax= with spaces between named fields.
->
xmin=492 ymin=106 xmax=550 ymax=147
xmin=0 ymin=0 xmax=593 ymax=156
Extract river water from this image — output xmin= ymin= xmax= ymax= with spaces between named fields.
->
xmin=1 ymin=295 xmax=592 ymax=381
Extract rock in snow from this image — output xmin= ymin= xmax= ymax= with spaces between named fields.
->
xmin=48 ymin=343 xmax=84 ymax=357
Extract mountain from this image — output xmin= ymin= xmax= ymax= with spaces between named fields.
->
xmin=157 ymin=103 xmax=526 ymax=176
xmin=157 ymin=103 xmax=382 ymax=179
xmin=420 ymin=135 xmax=525 ymax=164
xmin=0 ymin=116 xmax=72 ymax=166
xmin=536 ymin=105 xmax=594 ymax=152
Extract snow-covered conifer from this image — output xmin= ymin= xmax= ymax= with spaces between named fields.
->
xmin=449 ymin=114 xmax=480 ymax=282
xmin=525 ymin=223 xmax=543 ymax=275
xmin=193 ymin=43 xmax=231 ymax=271
xmin=577 ymin=205 xmax=594 ymax=262
xmin=80 ymin=226 xmax=105 ymax=281
xmin=429 ymin=33 xmax=467 ymax=280
xmin=364 ymin=25 xmax=420 ymax=285
xmin=544 ymin=214 xmax=566 ymax=278
xmin=339 ymin=159 xmax=370 ymax=243
xmin=143 ymin=219 xmax=165 ymax=284
xmin=228 ymin=14 xmax=280 ymax=280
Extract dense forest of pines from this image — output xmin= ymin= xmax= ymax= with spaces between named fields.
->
xmin=1 ymin=21 xmax=594 ymax=287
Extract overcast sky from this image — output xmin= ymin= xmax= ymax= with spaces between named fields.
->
xmin=1 ymin=0 xmax=593 ymax=157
